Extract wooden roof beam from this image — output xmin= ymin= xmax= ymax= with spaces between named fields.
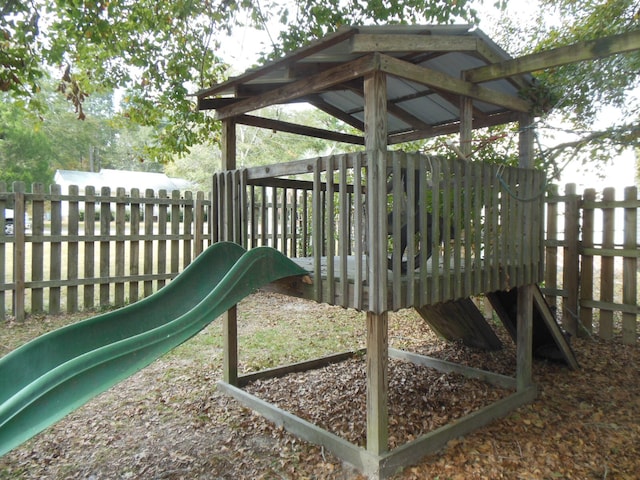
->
xmin=198 ymin=96 xmax=308 ymax=111
xmin=307 ymin=97 xmax=366 ymax=131
xmin=386 ymin=101 xmax=433 ymax=131
xmin=379 ymin=54 xmax=532 ymax=113
xmin=388 ymin=111 xmax=520 ymax=145
xmin=465 ymin=29 xmax=640 ymax=83
xmin=213 ymin=54 xmax=381 ymax=120
xmin=350 ymin=34 xmax=480 ymax=53
xmin=236 ymin=114 xmax=365 ymax=145
xmin=196 ymin=27 xmax=358 ymax=99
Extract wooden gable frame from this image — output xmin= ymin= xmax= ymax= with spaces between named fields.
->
xmin=198 ymin=25 xmax=541 ymax=145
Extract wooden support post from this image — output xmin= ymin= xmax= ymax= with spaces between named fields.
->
xmin=366 ymin=311 xmax=388 ymax=455
xmin=517 ymin=285 xmax=534 ymax=390
xmin=223 ymin=308 xmax=239 ymax=385
xmin=221 ymin=118 xmax=239 ymax=386
xmin=459 ymin=96 xmax=473 ymax=158
xmin=563 ymin=183 xmax=580 ymax=336
xmin=364 ymin=67 xmax=388 ymax=314
xmin=516 ymin=113 xmax=535 ymax=391
xmin=363 ymin=67 xmax=389 ymax=457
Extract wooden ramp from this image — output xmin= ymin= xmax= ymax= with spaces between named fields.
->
xmin=415 ymin=297 xmax=503 ymax=351
xmin=487 ymin=285 xmax=580 ymax=369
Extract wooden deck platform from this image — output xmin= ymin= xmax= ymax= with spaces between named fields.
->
xmin=265 ymin=254 xmax=514 ymax=312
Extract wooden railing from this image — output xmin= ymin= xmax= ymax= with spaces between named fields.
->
xmin=213 ymin=151 xmax=546 ymax=311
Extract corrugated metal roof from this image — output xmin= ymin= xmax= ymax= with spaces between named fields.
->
xmin=197 ymin=24 xmax=534 ymax=142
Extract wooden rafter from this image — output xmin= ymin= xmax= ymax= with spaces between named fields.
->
xmin=378 ymin=54 xmax=532 ymax=112
xmin=387 ymin=111 xmax=520 ymax=145
xmin=350 ymin=34 xmax=481 ymax=53
xmin=214 ymin=54 xmax=380 ymax=121
xmin=465 ymin=29 xmax=640 ymax=83
xmin=236 ymin=114 xmax=364 ymax=145
xmin=386 ymin=101 xmax=434 ymax=132
xmin=307 ymin=97 xmax=366 ymax=131
xmin=196 ymin=27 xmax=358 ymax=98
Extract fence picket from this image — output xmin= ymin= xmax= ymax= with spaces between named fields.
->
xmin=171 ymin=190 xmax=181 ymax=274
xmin=144 ymin=189 xmax=155 ymax=297
xmin=580 ymin=189 xmax=596 ymax=334
xmin=622 ymin=186 xmax=638 ymax=344
xmin=157 ymin=189 xmax=168 ymax=290
xmin=129 ymin=188 xmax=141 ymax=304
xmin=49 ymin=184 xmax=62 ymax=314
xmin=83 ymin=186 xmax=95 ymax=310
xmin=67 ymin=185 xmax=80 ymax=312
xmin=99 ymin=186 xmax=111 ymax=307
xmin=13 ymin=182 xmax=26 ymax=321
xmin=599 ymin=187 xmax=616 ymax=340
xmin=115 ymin=187 xmax=126 ymax=307
xmin=31 ymin=183 xmax=45 ymax=314
xmin=562 ymin=184 xmax=580 ymax=336
xmin=544 ymin=184 xmax=559 ymax=305
xmin=183 ymin=190 xmax=193 ymax=268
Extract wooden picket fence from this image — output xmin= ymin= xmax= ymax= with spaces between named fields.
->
xmin=544 ymin=184 xmax=639 ymax=344
xmin=0 ymin=181 xmax=211 ymax=321
xmin=0 ymin=180 xmax=638 ymax=344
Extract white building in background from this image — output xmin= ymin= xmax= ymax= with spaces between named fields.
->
xmin=54 ymin=168 xmax=193 ymax=195
xmin=53 ymin=169 xmax=194 ymax=219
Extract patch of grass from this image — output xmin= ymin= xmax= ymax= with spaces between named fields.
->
xmin=0 ymin=292 xmax=366 ymax=381
xmin=0 ymin=312 xmax=88 ymax=355
xmin=238 ymin=301 xmax=365 ymax=372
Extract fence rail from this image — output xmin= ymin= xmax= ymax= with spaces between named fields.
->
xmin=0 ymin=181 xmax=212 ymax=321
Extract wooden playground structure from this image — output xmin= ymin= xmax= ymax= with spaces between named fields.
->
xmin=197 ymin=25 xmax=639 ymax=478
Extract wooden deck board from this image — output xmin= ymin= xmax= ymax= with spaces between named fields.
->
xmin=275 ymin=255 xmax=510 ymax=311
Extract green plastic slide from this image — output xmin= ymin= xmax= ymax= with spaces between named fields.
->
xmin=0 ymin=242 xmax=307 ymax=457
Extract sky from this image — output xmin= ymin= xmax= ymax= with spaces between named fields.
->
xmin=218 ymin=2 xmax=638 ymax=194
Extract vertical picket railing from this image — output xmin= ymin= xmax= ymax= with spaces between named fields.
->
xmin=544 ymin=183 xmax=639 ymax=344
xmin=213 ymin=154 xmax=366 ymax=308
xmin=0 ymin=181 xmax=211 ymax=321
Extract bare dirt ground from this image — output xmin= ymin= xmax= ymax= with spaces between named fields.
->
xmin=1 ymin=291 xmax=639 ymax=479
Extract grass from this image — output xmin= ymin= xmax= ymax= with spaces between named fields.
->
xmin=160 ymin=293 xmax=366 ymax=376
xmin=0 ymin=311 xmax=87 ymax=355
xmin=237 ymin=301 xmax=366 ymax=371
xmin=0 ymin=291 xmax=367 ymax=383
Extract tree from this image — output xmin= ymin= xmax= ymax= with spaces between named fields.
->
xmin=1 ymin=0 xmax=481 ymax=163
xmin=4 ymin=0 xmax=636 ymax=174
xmin=0 ymin=99 xmax=54 ymax=185
xmin=0 ymin=83 xmax=158 ymax=185
xmin=493 ymin=0 xmax=640 ymax=168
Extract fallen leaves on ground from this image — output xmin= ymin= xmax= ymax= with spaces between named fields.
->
xmin=0 ymin=292 xmax=638 ymax=479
